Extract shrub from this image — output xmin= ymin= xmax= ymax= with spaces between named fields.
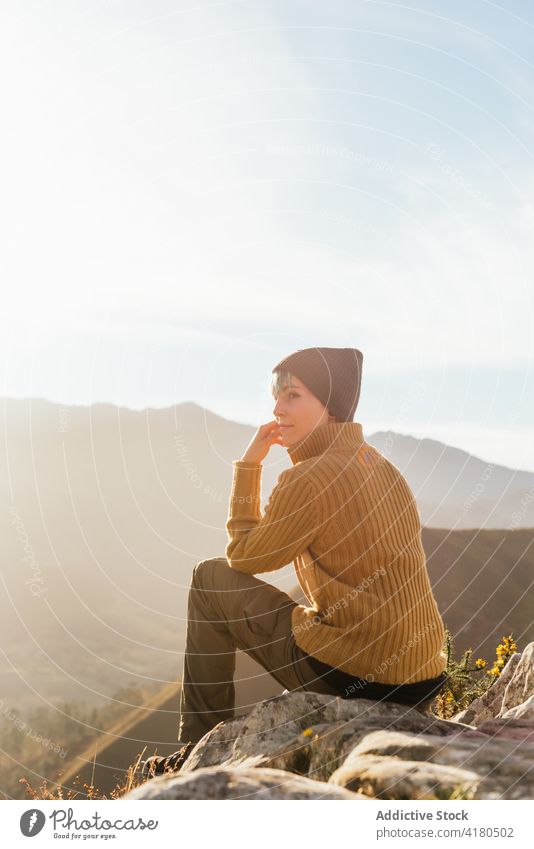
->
xmin=434 ymin=629 xmax=519 ymax=719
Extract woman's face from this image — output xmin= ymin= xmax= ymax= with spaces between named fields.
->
xmin=272 ymin=374 xmax=335 ymax=446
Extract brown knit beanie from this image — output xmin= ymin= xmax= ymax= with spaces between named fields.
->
xmin=272 ymin=347 xmax=364 ymax=422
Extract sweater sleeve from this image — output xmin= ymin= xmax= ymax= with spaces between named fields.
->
xmin=225 ymin=461 xmax=320 ymax=574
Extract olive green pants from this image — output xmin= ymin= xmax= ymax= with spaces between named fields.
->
xmin=177 ymin=557 xmax=340 ymax=745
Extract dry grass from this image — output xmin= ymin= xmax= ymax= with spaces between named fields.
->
xmin=19 ymin=747 xmax=149 ymax=800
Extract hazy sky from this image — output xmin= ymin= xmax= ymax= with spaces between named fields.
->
xmin=1 ymin=1 xmax=533 ymax=470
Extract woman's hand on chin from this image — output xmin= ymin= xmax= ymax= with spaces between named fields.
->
xmin=240 ymin=420 xmax=284 ymax=464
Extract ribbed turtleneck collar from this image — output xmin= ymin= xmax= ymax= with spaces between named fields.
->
xmin=287 ymin=421 xmax=365 ymax=465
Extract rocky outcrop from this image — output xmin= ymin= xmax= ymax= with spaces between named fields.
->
xmin=126 ymin=643 xmax=534 ymax=801
xmin=126 ymin=766 xmax=364 ymax=800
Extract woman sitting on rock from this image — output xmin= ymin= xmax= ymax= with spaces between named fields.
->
xmin=143 ymin=346 xmax=448 ymax=778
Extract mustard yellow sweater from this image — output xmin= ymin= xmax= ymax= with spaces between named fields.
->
xmin=225 ymin=421 xmax=447 ymax=685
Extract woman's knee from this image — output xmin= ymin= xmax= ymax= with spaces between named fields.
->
xmin=191 ymin=557 xmax=228 ymax=589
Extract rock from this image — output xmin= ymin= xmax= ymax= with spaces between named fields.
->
xmin=500 ymin=644 xmax=534 ymax=715
xmin=126 ymin=766 xmax=365 ymax=800
xmin=501 ymin=694 xmax=534 ymax=720
xmin=330 ymin=753 xmax=480 ymax=800
xmin=475 ymin=717 xmax=534 ymax=742
xmin=329 ymin=727 xmax=534 ymax=799
xmin=180 ymin=691 xmax=472 ymax=778
xmin=180 ymin=691 xmax=331 ymax=773
xmin=263 ymin=709 xmax=474 ymax=784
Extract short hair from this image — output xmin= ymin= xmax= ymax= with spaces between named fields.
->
xmin=270 ymin=369 xmax=294 ymax=399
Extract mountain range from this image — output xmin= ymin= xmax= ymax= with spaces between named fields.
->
xmin=1 ymin=397 xmax=532 ymax=715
